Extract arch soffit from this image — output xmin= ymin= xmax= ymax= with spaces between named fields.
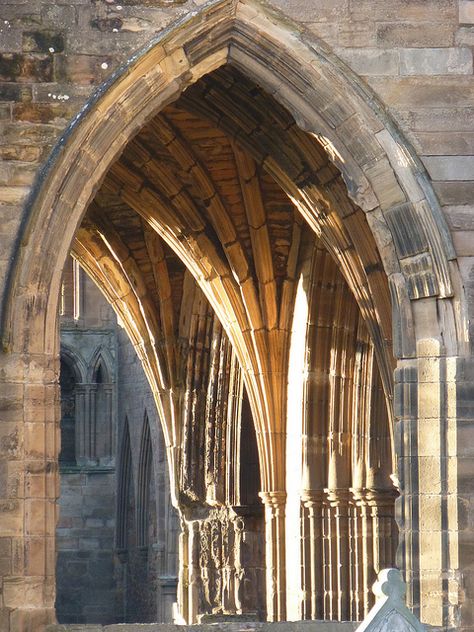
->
xmin=1 ymin=0 xmax=464 ymax=358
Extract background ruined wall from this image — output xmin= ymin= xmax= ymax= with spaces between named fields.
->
xmin=56 ymin=259 xmax=178 ymax=624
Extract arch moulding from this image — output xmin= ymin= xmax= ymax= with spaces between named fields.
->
xmin=59 ymin=345 xmax=87 ymax=384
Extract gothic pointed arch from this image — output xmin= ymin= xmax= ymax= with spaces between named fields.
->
xmin=116 ymin=417 xmax=133 ymax=551
xmin=0 ymin=1 xmax=467 ymax=628
xmin=1 ymin=0 xmax=465 ymax=359
xmin=60 ymin=345 xmax=87 ymax=384
xmin=137 ymin=412 xmax=154 ymax=549
xmin=88 ymin=345 xmax=114 ymax=384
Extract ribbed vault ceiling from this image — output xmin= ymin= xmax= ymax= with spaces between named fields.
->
xmin=73 ymin=64 xmax=393 ymax=491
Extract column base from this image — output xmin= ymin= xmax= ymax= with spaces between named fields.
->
xmin=9 ymin=607 xmax=56 ymax=632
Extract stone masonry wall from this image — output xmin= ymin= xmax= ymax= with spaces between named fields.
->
xmin=116 ymin=323 xmax=179 ymax=624
xmin=56 ymin=469 xmax=119 ymax=624
xmin=57 ymin=268 xmax=120 ymax=624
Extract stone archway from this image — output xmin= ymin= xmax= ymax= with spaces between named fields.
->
xmin=0 ymin=1 xmax=467 ymax=630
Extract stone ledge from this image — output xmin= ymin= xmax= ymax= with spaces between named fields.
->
xmin=46 ymin=622 xmax=359 ymax=632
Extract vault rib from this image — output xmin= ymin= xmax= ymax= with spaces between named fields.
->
xmin=232 ymin=141 xmax=278 ymax=331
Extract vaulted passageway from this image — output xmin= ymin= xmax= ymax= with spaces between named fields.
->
xmin=70 ymin=64 xmax=397 ymax=623
xmin=1 ymin=3 xmax=466 ymax=630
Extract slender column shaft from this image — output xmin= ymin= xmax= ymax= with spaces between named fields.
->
xmin=75 ymin=384 xmax=87 ymax=463
xmin=301 ymin=490 xmax=325 ymax=619
xmin=326 ymin=490 xmax=351 ymax=620
xmin=187 ymin=520 xmax=200 ymax=623
xmin=260 ymin=491 xmax=287 ymax=621
xmin=88 ymin=384 xmax=97 ymax=460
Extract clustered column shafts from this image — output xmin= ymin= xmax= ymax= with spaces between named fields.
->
xmin=300 ymin=248 xmax=397 ymax=621
xmin=177 ymin=287 xmax=266 ymax=622
xmin=175 ymin=246 xmax=397 ymax=624
xmin=259 ymin=491 xmax=287 ymax=622
xmin=74 ymin=380 xmax=113 ymax=465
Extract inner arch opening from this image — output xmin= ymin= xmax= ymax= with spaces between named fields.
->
xmin=65 ymin=63 xmax=398 ymax=624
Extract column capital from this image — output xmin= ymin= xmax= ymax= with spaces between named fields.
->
xmin=259 ymin=490 xmax=286 ymax=508
xmin=351 ymin=487 xmax=398 ymax=507
xmin=325 ymin=488 xmax=352 ymax=507
xmin=301 ymin=489 xmax=326 ymax=507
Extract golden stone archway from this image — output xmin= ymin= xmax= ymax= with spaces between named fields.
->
xmin=0 ymin=1 xmax=466 ymax=630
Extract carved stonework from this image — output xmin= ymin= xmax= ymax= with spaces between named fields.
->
xmin=356 ymin=569 xmax=425 ymax=632
xmin=180 ymin=507 xmax=265 ymax=622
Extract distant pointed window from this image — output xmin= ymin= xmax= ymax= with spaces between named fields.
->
xmin=117 ymin=419 xmax=133 ymax=550
xmin=59 ymin=357 xmax=77 ymax=465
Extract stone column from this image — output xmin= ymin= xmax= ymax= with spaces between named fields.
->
xmin=349 ymin=492 xmax=364 ymax=620
xmin=0 ymin=352 xmax=58 ymax=631
xmin=351 ymin=488 xmax=375 ymax=618
xmin=88 ymin=384 xmax=97 ymax=461
xmin=177 ymin=517 xmax=189 ymax=623
xmin=300 ymin=502 xmax=311 ymax=620
xmin=103 ymin=383 xmax=113 ymax=460
xmin=301 ymin=490 xmax=325 ymax=619
xmin=187 ymin=519 xmax=201 ymax=623
xmin=351 ymin=487 xmax=397 ymax=618
xmin=76 ymin=383 xmax=96 ymax=465
xmin=326 ymin=489 xmax=352 ymax=621
xmin=367 ymin=489 xmax=397 ymax=576
xmin=395 ymin=339 xmax=460 ymax=628
xmin=259 ymin=491 xmax=286 ymax=621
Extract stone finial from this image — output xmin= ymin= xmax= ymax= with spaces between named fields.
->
xmin=356 ymin=569 xmax=425 ymax=632
xmin=373 ymin=568 xmax=406 ymax=600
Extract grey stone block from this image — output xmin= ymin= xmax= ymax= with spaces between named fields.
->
xmin=336 ymin=48 xmax=399 ymax=76
xmin=460 ymin=0 xmax=474 ymax=24
xmin=416 ymin=131 xmax=474 ymax=156
xmin=422 ymin=155 xmax=474 ymax=181
xmin=434 ymin=181 xmax=474 ymax=205
xmin=377 ymin=22 xmax=455 ymax=47
xmin=0 ymin=27 xmax=22 ymax=53
xmin=400 ymin=47 xmax=473 ymax=75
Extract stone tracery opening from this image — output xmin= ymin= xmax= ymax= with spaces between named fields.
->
xmin=58 ymin=356 xmax=78 ymax=467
